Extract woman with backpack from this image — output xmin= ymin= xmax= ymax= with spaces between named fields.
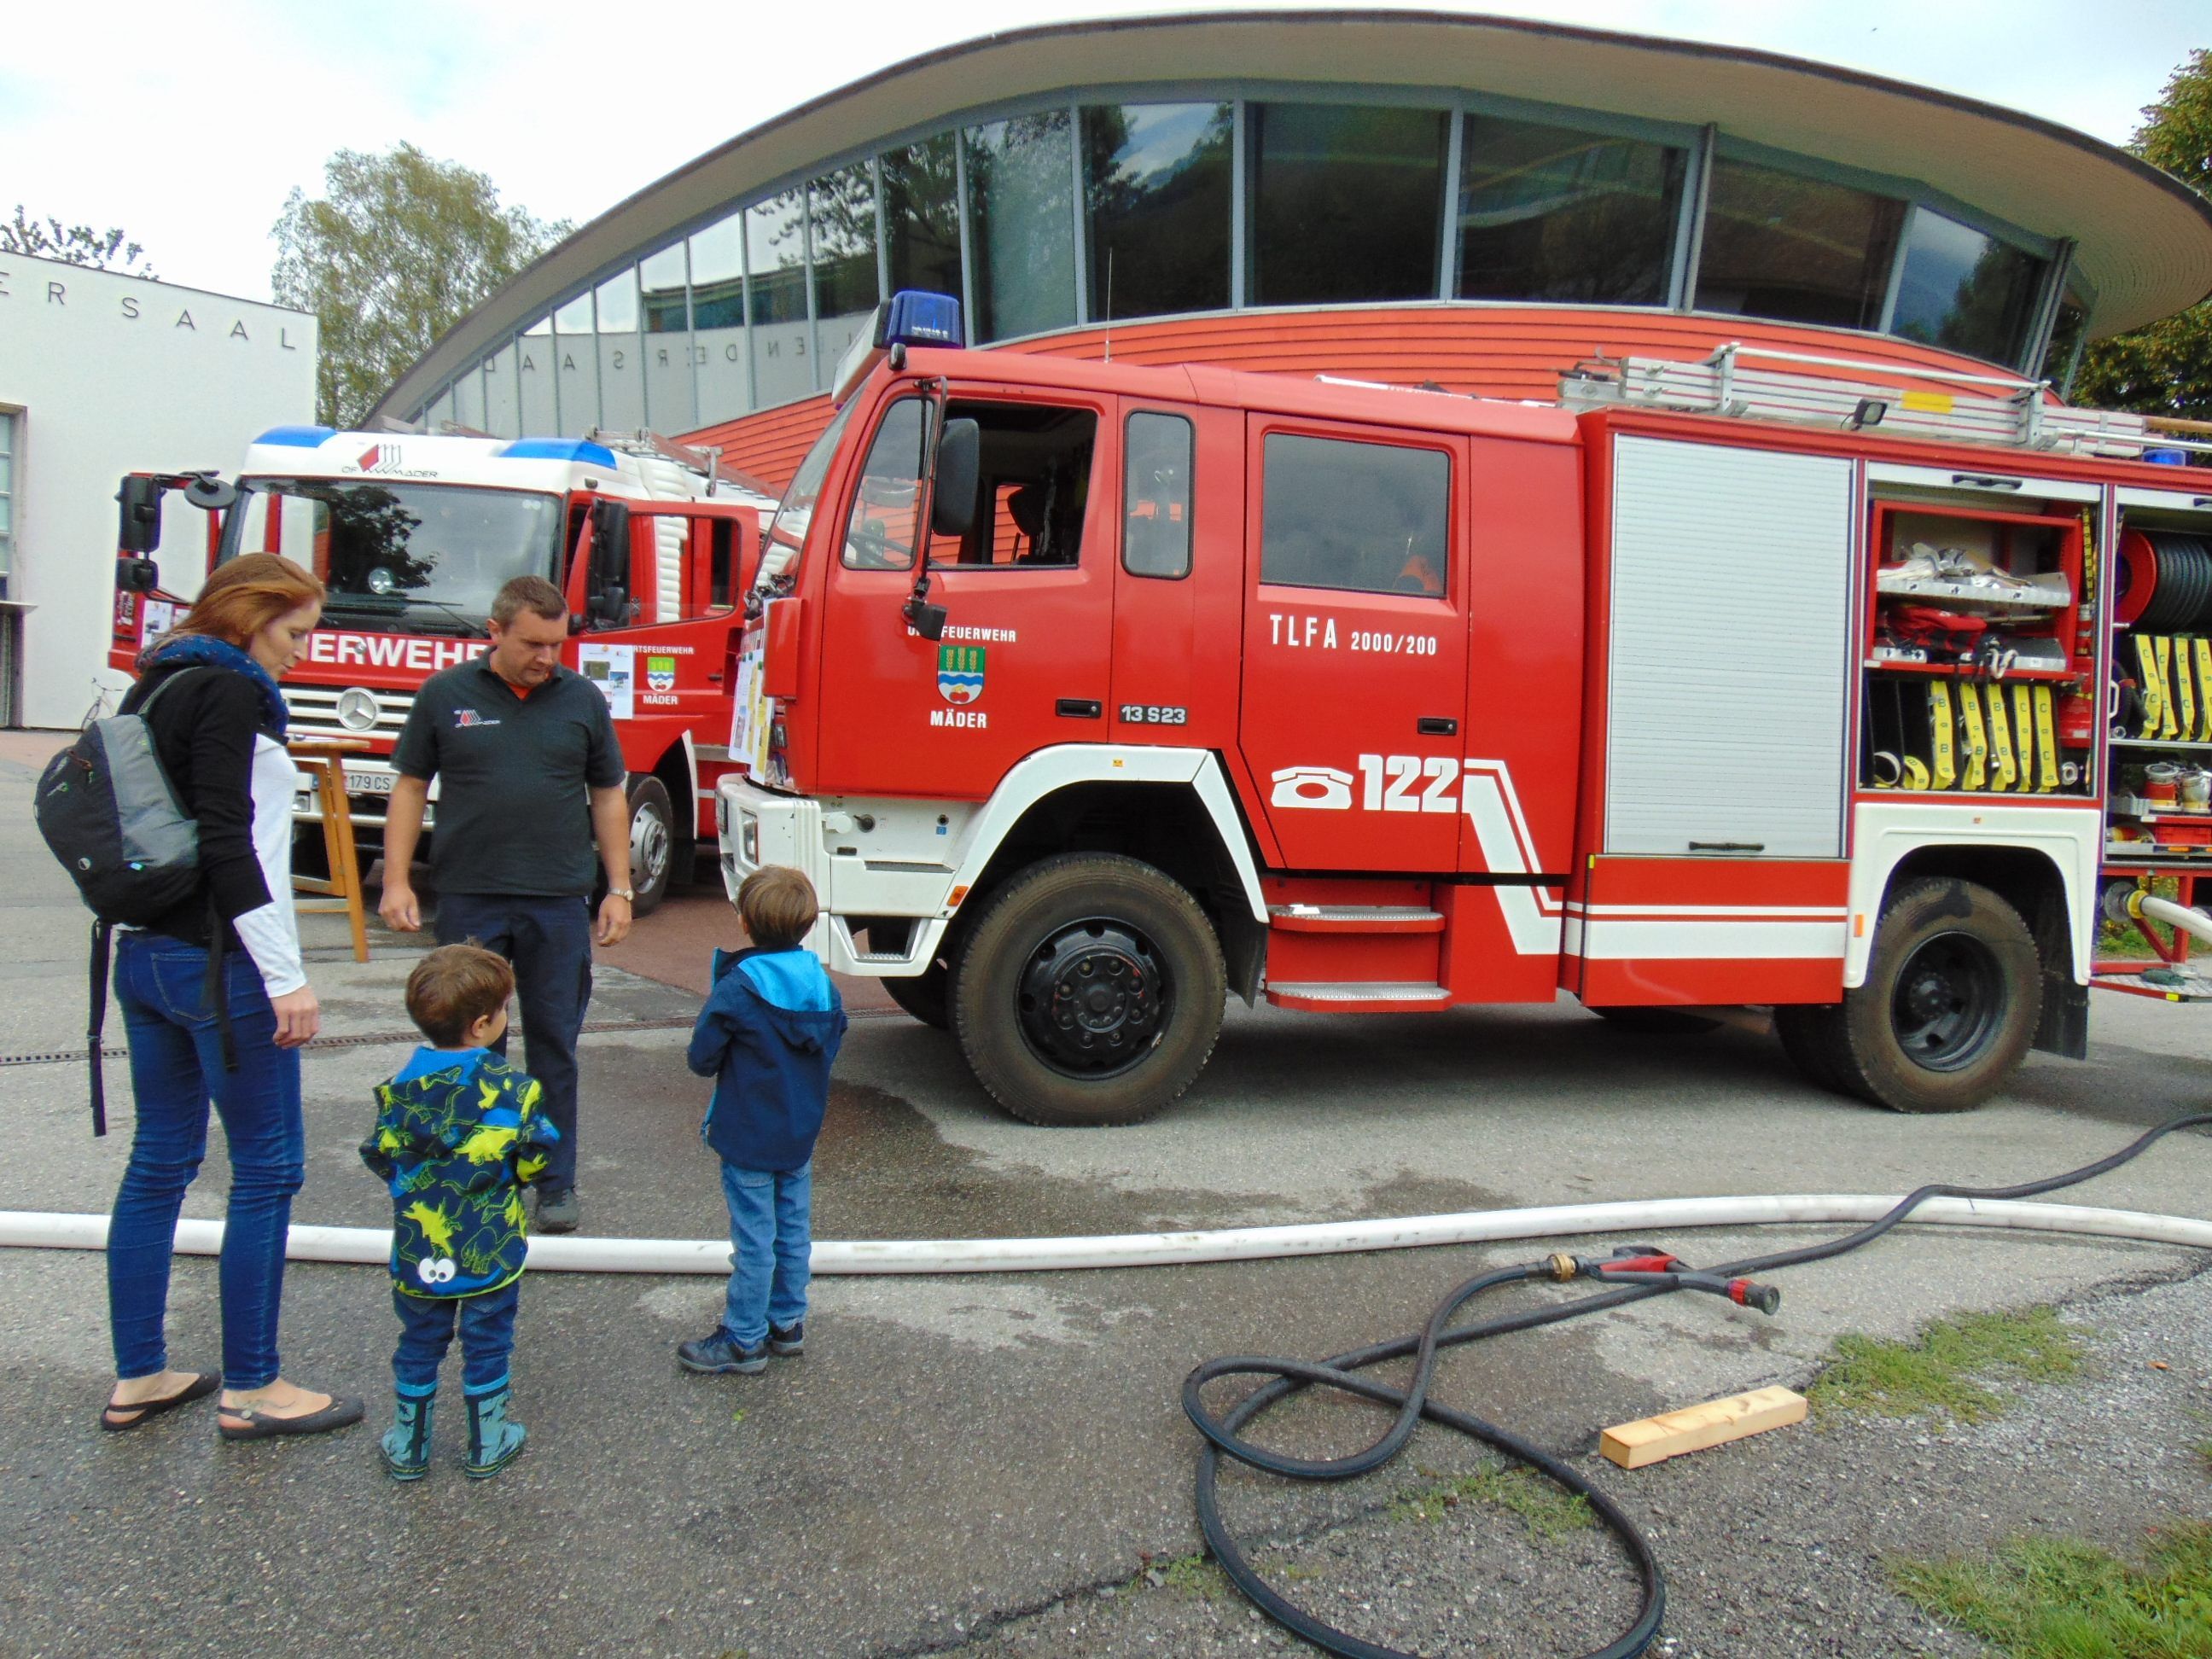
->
xmin=99 ymin=552 xmax=364 ymax=1441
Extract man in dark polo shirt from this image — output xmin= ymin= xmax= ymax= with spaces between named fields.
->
xmin=377 ymin=575 xmax=635 ymax=1234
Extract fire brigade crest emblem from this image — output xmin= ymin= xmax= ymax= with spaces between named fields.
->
xmin=646 ymin=655 xmax=677 ymax=692
xmin=937 ymin=645 xmax=986 ymax=706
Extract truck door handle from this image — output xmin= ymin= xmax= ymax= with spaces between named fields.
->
xmin=1056 ymin=698 xmax=1103 ymax=719
xmin=1417 ymin=716 xmax=1458 ymax=736
xmin=1689 ymin=841 xmax=1764 ymax=853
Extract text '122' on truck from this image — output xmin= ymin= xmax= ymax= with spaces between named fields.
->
xmin=110 ymin=428 xmax=778 ymax=914
xmin=718 ymin=289 xmax=2212 ymax=1126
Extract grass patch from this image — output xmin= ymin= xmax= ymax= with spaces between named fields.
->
xmin=1390 ymin=1464 xmax=1593 ymax=1539
xmin=1890 ymin=1523 xmax=2212 ymax=1657
xmin=1132 ymin=1552 xmax=1228 ymax=1599
xmin=1808 ymin=1307 xmax=2084 ymax=1425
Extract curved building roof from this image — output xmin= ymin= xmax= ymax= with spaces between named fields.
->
xmin=374 ymin=9 xmax=2212 ymax=428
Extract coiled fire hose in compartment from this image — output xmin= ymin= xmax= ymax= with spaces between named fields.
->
xmin=1181 ymin=1111 xmax=2212 ymax=1659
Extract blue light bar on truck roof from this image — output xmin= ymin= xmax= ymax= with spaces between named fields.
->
xmin=877 ymin=289 xmax=963 ymax=349
xmin=498 ymin=437 xmax=619 ymax=468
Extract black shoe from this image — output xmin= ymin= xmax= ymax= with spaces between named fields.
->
xmin=535 ymin=1187 xmax=579 ymax=1235
xmin=677 ymin=1332 xmax=767 ymax=1375
xmin=767 ymin=1322 xmax=804 ymax=1358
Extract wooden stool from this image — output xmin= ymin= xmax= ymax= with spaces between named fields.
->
xmin=288 ymin=736 xmax=373 ymax=963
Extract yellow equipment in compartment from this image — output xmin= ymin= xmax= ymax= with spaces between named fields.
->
xmin=2174 ymin=635 xmax=2200 ymax=742
xmin=1985 ymin=683 xmax=2018 ymax=791
xmin=1929 ymin=683 xmax=1958 ymax=789
xmin=1959 ymin=684 xmax=1988 ymax=789
xmin=2137 ymin=634 xmax=2168 ymax=741
xmin=2031 ymin=684 xmax=2059 ymax=792
xmin=2197 ymin=641 xmax=2212 ymax=741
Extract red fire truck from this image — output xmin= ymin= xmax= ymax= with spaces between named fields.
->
xmin=717 ymin=292 xmax=2212 ymax=1126
xmin=110 ymin=427 xmax=773 ymax=913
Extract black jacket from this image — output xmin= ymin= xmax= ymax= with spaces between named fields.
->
xmin=118 ymin=662 xmax=278 ymax=949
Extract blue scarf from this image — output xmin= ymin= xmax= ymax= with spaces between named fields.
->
xmin=140 ymin=632 xmax=289 ymax=738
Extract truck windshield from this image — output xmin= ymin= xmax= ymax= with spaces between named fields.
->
xmin=218 ymin=479 xmax=562 ymax=636
xmin=759 ymin=399 xmax=859 ymax=577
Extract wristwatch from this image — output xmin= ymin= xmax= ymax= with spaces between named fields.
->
xmin=608 ymin=887 xmax=635 ymax=902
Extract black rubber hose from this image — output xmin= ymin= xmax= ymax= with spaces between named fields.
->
xmin=1185 ymin=1110 xmax=2212 ymax=1659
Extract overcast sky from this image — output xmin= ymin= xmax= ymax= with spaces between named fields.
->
xmin=6 ymin=0 xmax=2205 ymax=305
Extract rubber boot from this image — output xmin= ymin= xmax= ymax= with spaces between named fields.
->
xmin=381 ymin=1388 xmax=435 ymax=1481
xmin=463 ymin=1385 xmax=526 ymax=1480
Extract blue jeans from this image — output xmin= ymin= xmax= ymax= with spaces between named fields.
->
xmin=719 ymin=1160 xmax=812 ymax=1349
xmin=435 ymin=894 xmax=591 ymax=1191
xmin=108 ymin=931 xmax=305 ymax=1388
xmin=391 ymin=1280 xmax=520 ymax=1395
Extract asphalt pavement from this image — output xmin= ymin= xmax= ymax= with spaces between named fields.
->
xmin=6 ymin=725 xmax=2212 ymax=1657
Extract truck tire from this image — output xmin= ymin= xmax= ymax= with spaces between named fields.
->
xmin=952 ymin=853 xmax=1226 ymax=1126
xmin=625 ymin=775 xmax=676 ymax=918
xmin=882 ymin=963 xmax=950 ymax=1029
xmin=1794 ymin=877 xmax=2040 ymax=1114
xmin=1588 ymin=1006 xmax=1721 ymax=1035
xmin=1773 ymin=1003 xmax=1852 ymax=1095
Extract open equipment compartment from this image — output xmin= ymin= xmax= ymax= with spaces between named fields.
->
xmin=1859 ymin=469 xmax=2093 ymax=799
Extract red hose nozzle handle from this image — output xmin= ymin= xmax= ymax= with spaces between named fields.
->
xmin=1729 ymin=1278 xmax=1781 ymax=1316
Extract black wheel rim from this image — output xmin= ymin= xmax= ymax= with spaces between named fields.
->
xmin=1015 ymin=916 xmax=1170 ymax=1080
xmin=1890 ymin=931 xmax=2003 ymax=1071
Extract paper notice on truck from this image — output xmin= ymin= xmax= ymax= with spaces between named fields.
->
xmin=731 ymin=622 xmax=769 ymax=777
xmin=578 ymin=643 xmax=636 ymax=720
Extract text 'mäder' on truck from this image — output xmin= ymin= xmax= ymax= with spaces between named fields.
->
xmin=111 ymin=427 xmax=778 ymax=914
xmin=714 ymin=289 xmax=2212 ymax=1127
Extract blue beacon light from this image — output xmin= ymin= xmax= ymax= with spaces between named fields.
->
xmin=880 ymin=289 xmax=963 ymax=350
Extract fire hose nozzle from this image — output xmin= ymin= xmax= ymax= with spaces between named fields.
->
xmin=1729 ymin=1278 xmax=1782 ymax=1316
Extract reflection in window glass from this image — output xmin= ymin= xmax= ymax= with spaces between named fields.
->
xmin=639 ymin=243 xmax=696 ymax=432
xmin=596 ymin=269 xmax=644 ymax=430
xmin=966 ymin=113 xmax=1077 ymax=341
xmin=1695 ymin=157 xmax=1905 ymax=330
xmin=1455 ymin=115 xmax=1684 ymax=305
xmin=552 ymin=293 xmax=597 ymax=432
xmin=842 ymin=398 xmax=926 ymax=570
xmin=811 ymin=163 xmax=881 ymax=371
xmin=518 ymin=317 xmax=556 ymax=434
xmin=748 ymin=189 xmax=812 ymax=405
xmin=1124 ymin=412 xmax=1193 ymax=579
xmin=1084 ymin=103 xmax=1232 ymax=321
xmin=2045 ymin=282 xmax=2091 ymax=394
xmin=484 ymin=342 xmax=521 ymax=437
xmin=1252 ymin=104 xmax=1448 ymax=306
xmin=1261 ymin=434 xmax=1449 ymax=596
xmin=882 ymin=135 xmax=961 ymax=299
xmin=690 ymin=212 xmax=749 ymax=423
xmin=1891 ymin=210 xmax=2043 ymax=368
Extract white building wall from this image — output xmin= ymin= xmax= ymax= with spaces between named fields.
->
xmin=0 ymin=252 xmax=317 ymax=729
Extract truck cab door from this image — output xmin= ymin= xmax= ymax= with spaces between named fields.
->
xmin=812 ymin=387 xmax=1117 ymax=800
xmin=1238 ymin=419 xmax=1470 ymax=871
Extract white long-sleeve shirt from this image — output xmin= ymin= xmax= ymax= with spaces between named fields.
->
xmin=230 ymin=735 xmax=306 ymax=997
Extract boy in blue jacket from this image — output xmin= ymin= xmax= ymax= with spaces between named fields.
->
xmin=679 ymin=866 xmax=847 ymax=1376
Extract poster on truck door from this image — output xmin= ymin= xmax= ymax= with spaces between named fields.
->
xmin=730 ymin=621 xmax=770 ymax=777
xmin=578 ymin=643 xmax=636 ymax=720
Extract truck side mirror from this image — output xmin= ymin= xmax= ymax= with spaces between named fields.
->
xmin=182 ymin=472 xmax=237 ymax=512
xmin=587 ymin=498 xmax=632 ymax=627
xmin=117 ymin=476 xmax=164 ymax=554
xmin=930 ymin=418 xmax=980 ymax=539
xmin=115 ymin=556 xmax=161 ymax=593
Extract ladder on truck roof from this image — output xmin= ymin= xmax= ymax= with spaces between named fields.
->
xmin=1558 ymin=343 xmax=2209 ymax=463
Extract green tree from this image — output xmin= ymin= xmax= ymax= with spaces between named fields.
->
xmin=0 ymin=206 xmax=155 ymax=276
xmin=273 ymin=143 xmax=569 ymax=428
xmin=2074 ymin=49 xmax=2212 ymax=418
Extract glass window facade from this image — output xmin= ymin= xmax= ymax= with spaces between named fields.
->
xmin=1696 ymin=155 xmax=1906 ymax=331
xmin=410 ymin=88 xmax=2070 ymax=436
xmin=966 ymin=112 xmax=1077 ymax=342
xmin=1456 ymin=115 xmax=1685 ymax=305
xmin=1252 ymin=103 xmax=1448 ymax=306
xmin=1890 ymin=208 xmax=2045 ymax=370
xmin=1085 ymin=102 xmax=1233 ymax=321
xmin=0 ymin=410 xmax=14 ymax=585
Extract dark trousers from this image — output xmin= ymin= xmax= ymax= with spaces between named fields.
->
xmin=435 ymin=893 xmax=591 ymax=1191
xmin=392 ymin=1280 xmax=520 ymax=1395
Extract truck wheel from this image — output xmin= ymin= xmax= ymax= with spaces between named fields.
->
xmin=882 ymin=963 xmax=950 ymax=1029
xmin=1773 ymin=1003 xmax=1852 ymax=1095
xmin=1819 ymin=877 xmax=2040 ymax=1114
xmin=626 ymin=775 xmax=676 ymax=918
xmin=952 ymin=853 xmax=1226 ymax=1126
xmin=1588 ymin=1006 xmax=1720 ymax=1035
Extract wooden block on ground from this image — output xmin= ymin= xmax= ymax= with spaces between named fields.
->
xmin=1599 ymin=1385 xmax=1807 ymax=1470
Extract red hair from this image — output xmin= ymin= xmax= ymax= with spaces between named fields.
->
xmin=171 ymin=553 xmax=325 ymax=647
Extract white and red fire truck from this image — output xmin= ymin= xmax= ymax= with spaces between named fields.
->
xmin=110 ymin=426 xmax=775 ymax=913
xmin=716 ymin=291 xmax=2212 ymax=1126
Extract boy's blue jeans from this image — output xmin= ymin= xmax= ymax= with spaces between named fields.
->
xmin=392 ymin=1280 xmax=521 ymax=1395
xmin=108 ymin=932 xmax=305 ymax=1388
xmin=719 ymin=1161 xmax=812 ymax=1349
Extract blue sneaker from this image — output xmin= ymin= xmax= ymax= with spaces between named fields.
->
xmin=767 ymin=1322 xmax=804 ymax=1358
xmin=678 ymin=1331 xmax=768 ymax=1375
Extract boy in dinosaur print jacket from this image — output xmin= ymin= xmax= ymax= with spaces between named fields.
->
xmin=360 ymin=944 xmax=558 ymax=1481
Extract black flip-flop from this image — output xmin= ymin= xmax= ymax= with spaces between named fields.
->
xmin=100 ymin=1371 xmax=221 ymax=1433
xmin=216 ymin=1395 xmax=365 ymax=1441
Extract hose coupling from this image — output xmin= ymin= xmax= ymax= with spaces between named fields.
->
xmin=1546 ymin=1252 xmax=1580 ymax=1282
